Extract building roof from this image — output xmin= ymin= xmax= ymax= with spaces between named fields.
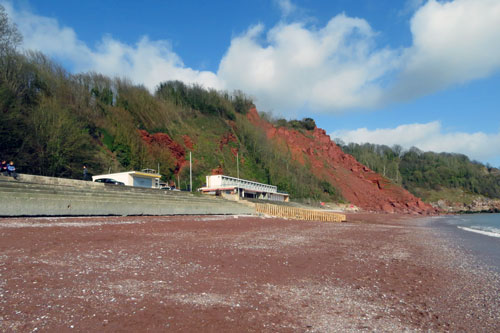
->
xmin=202 ymin=174 xmax=288 ymax=197
xmin=93 ymin=171 xmax=161 ymax=179
xmin=131 ymin=171 xmax=161 ymax=178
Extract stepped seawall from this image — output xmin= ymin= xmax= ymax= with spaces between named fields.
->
xmin=0 ymin=175 xmax=254 ymax=216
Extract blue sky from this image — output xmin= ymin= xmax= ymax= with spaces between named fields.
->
xmin=3 ymin=0 xmax=500 ymax=166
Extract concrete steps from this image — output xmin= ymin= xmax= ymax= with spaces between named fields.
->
xmin=0 ymin=182 xmax=223 ymax=204
xmin=0 ymin=175 xmax=255 ymax=216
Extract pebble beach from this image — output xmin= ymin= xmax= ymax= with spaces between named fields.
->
xmin=0 ymin=213 xmax=499 ymax=331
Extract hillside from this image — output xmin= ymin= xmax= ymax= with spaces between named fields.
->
xmin=0 ymin=50 xmax=338 ymax=200
xmin=1 ymin=41 xmax=435 ymax=214
xmin=247 ymin=109 xmax=435 ymax=214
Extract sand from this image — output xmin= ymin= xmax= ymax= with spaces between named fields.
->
xmin=0 ymin=213 xmax=499 ymax=332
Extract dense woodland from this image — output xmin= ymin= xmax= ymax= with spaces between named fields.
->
xmin=336 ymin=141 xmax=500 ymax=201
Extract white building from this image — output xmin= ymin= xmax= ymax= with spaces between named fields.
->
xmin=200 ymin=174 xmax=289 ymax=202
xmin=92 ymin=169 xmax=161 ymax=188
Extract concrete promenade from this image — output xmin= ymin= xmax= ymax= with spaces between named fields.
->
xmin=0 ymin=174 xmax=254 ymax=216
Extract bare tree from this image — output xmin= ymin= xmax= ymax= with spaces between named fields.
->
xmin=0 ymin=4 xmax=22 ymax=54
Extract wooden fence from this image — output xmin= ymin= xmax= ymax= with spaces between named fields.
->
xmin=255 ymin=203 xmax=346 ymax=222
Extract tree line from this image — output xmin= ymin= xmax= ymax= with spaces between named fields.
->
xmin=336 ymin=140 xmax=500 ymax=200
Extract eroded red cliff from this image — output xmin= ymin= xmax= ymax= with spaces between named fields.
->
xmin=247 ymin=108 xmax=436 ymax=214
xmin=139 ymin=130 xmax=187 ymax=174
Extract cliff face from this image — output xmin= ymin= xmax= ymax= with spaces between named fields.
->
xmin=138 ymin=130 xmax=187 ymax=173
xmin=137 ymin=107 xmax=436 ymax=214
xmin=247 ymin=108 xmax=436 ymax=214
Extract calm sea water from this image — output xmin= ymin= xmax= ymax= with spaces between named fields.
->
xmin=434 ymin=214 xmax=500 ymax=271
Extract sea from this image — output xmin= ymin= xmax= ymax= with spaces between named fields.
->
xmin=433 ymin=213 xmax=500 ymax=272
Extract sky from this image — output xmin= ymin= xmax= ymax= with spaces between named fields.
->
xmin=2 ymin=0 xmax=500 ymax=166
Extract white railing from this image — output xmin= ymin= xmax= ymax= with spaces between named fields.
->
xmin=208 ymin=175 xmax=278 ymax=193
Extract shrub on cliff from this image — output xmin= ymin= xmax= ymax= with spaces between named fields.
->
xmin=273 ymin=117 xmax=316 ymax=131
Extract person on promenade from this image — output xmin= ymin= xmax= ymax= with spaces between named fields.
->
xmin=83 ymin=165 xmax=89 ymax=180
xmin=1 ymin=160 xmax=7 ymax=176
xmin=7 ymin=161 xmax=17 ymax=179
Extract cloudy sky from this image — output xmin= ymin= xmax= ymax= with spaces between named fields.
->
xmin=3 ymin=0 xmax=500 ymax=166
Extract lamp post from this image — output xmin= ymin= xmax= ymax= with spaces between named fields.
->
xmin=237 ymin=152 xmax=240 ymax=198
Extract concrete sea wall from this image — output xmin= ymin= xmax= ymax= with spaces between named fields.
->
xmin=0 ymin=175 xmax=254 ymax=216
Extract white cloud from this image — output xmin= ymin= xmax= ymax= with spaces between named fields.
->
xmin=8 ymin=6 xmax=92 ymax=68
xmin=391 ymin=0 xmax=500 ymax=101
xmin=4 ymin=1 xmax=223 ymax=92
xmin=219 ymin=0 xmax=500 ymax=113
xmin=217 ymin=15 xmax=400 ymax=113
xmin=88 ymin=36 xmax=223 ymax=91
xmin=275 ymin=0 xmax=297 ymax=17
xmin=332 ymin=122 xmax=500 ymax=163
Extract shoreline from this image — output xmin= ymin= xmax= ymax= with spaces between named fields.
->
xmin=349 ymin=212 xmax=500 ymax=330
xmin=428 ymin=214 xmax=500 ymax=273
xmin=0 ymin=213 xmax=499 ymax=331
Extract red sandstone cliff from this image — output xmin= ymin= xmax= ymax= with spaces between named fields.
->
xmin=139 ymin=130 xmax=187 ymax=173
xmin=247 ymin=108 xmax=436 ymax=214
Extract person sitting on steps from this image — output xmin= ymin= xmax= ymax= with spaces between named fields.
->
xmin=1 ymin=160 xmax=7 ymax=176
xmin=7 ymin=161 xmax=17 ymax=179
